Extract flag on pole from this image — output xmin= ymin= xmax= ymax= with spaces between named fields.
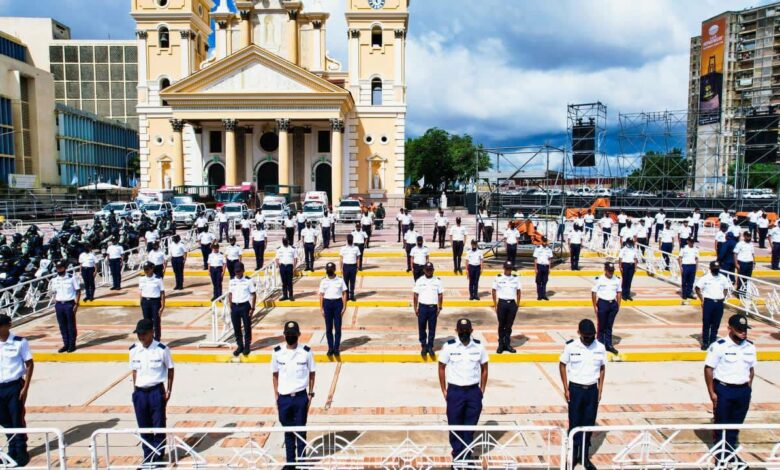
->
xmin=417 ymin=176 xmax=425 ymax=188
xmin=70 ymin=175 xmax=78 ymax=186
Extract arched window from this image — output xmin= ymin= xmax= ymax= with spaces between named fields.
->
xmin=371 ymin=26 xmax=382 ymax=47
xmin=158 ymin=26 xmax=170 ymax=49
xmin=371 ymin=78 xmax=382 ymax=106
xmin=160 ymin=78 xmax=171 ymax=106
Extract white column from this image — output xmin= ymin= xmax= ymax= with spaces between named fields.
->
xmin=180 ymin=30 xmax=191 ymax=77
xmin=348 ymin=29 xmax=360 ymax=98
xmin=312 ymin=22 xmax=323 ymax=72
xmin=136 ymin=31 xmax=148 ymax=103
xmin=217 ymin=21 xmax=228 ymax=59
xmin=244 ymin=126 xmax=254 ymax=182
xmin=394 ymin=29 xmax=405 ymax=102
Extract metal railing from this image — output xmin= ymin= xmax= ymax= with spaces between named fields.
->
xmin=0 ymin=428 xmax=66 ymax=469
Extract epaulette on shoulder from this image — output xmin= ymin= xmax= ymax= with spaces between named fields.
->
xmin=746 ymin=339 xmax=754 ymax=344
xmin=303 ymin=345 xmax=311 ymax=352
xmin=473 ymin=339 xmax=481 ymax=344
xmin=129 ymin=344 xmax=136 ymax=350
xmin=595 ymin=276 xmax=600 ymax=280
xmin=565 ymin=339 xmax=574 ymax=344
xmin=717 ymin=339 xmax=726 ymax=344
xmin=446 ymin=339 xmax=456 ymax=344
xmin=157 ymin=343 xmax=167 ymax=349
xmin=11 ymin=336 xmax=22 ymax=342
xmin=512 ymin=274 xmax=517 ymax=277
xmin=273 ymin=345 xmax=281 ymax=352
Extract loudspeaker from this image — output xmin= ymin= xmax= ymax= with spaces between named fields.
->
xmin=573 ymin=153 xmax=597 ymax=167
xmin=744 ymin=146 xmax=777 ymax=165
xmin=572 ymin=124 xmax=596 ymax=167
xmin=745 ymin=114 xmax=779 ymax=164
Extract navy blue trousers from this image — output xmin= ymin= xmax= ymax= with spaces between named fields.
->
xmin=681 ymin=264 xmax=697 ymax=299
xmin=412 ymin=263 xmax=424 ymax=281
xmin=82 ymin=266 xmax=95 ymax=300
xmin=568 ymin=383 xmax=598 ymax=462
xmin=226 ymin=259 xmax=239 ymax=279
xmin=446 ymin=384 xmax=482 ymax=459
xmin=417 ymin=304 xmax=438 ymax=350
xmin=356 ymin=243 xmax=365 ymax=270
xmin=585 ymin=223 xmax=594 ymax=241
xmin=621 ymin=263 xmax=635 ymax=298
xmin=343 ymin=264 xmax=357 ymax=300
xmin=693 ymin=223 xmax=699 ymax=242
xmin=241 ymin=228 xmax=250 ymax=249
xmin=209 ymin=267 xmax=223 ymax=299
xmin=602 ymin=232 xmax=610 ymax=249
xmin=171 ymin=256 xmax=184 ymax=290
xmin=321 ymin=227 xmax=331 ymax=248
xmin=153 ymin=263 xmax=164 ymax=279
xmin=737 ymin=261 xmax=754 ymax=294
xmin=654 ymin=224 xmax=663 ymax=242
xmin=660 ymin=242 xmax=674 ymax=269
xmin=405 ymin=244 xmax=413 ymax=271
xmin=55 ymin=300 xmax=77 ymax=349
xmin=141 ymin=298 xmax=162 ymax=341
xmin=702 ymin=299 xmax=724 ymax=348
xmin=714 ymin=381 xmax=751 ymax=450
xmin=109 ymin=258 xmax=122 ymax=289
xmin=535 ymin=265 xmax=549 ymax=299
xmin=467 ymin=265 xmax=480 ymax=300
xmin=323 ymin=299 xmax=343 ymax=352
xmin=506 ymin=243 xmax=517 ymax=267
xmin=219 ymin=222 xmax=229 ymax=242
xmin=759 ymin=228 xmax=768 ymax=248
xmin=200 ymin=244 xmax=210 ymax=270
xmin=773 ymin=242 xmax=780 ymax=270
xmin=132 ymin=384 xmax=167 ymax=463
xmin=452 ymin=241 xmax=464 ymax=270
xmin=231 ymin=302 xmax=252 ymax=353
xmin=304 ymin=243 xmax=315 ymax=271
xmin=280 ymin=264 xmax=294 ymax=299
xmin=570 ymin=244 xmax=581 ymax=270
xmin=277 ymin=393 xmax=309 ymax=463
xmin=496 ymin=299 xmax=517 ymax=346
xmin=297 ymin=222 xmax=305 ymax=240
xmin=596 ymin=299 xmax=618 ymax=348
xmin=0 ymin=379 xmax=28 ymax=464
xmin=253 ymin=241 xmax=266 ymax=270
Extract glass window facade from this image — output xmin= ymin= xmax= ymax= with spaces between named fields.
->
xmin=0 ymin=97 xmax=15 ymax=185
xmin=0 ymin=36 xmax=26 ymax=62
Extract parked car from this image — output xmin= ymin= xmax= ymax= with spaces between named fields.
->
xmin=95 ymin=202 xmax=141 ymax=220
xmin=628 ymin=190 xmax=656 ymax=197
xmin=173 ymin=203 xmax=208 ymax=227
xmin=336 ymin=198 xmax=362 ymax=223
xmin=302 ymin=201 xmax=326 ymax=225
xmin=171 ymin=196 xmax=194 ymax=207
xmin=303 ymin=191 xmax=329 ymax=209
xmin=743 ymin=189 xmax=775 ymax=199
xmin=260 ymin=196 xmax=289 ymax=222
xmin=141 ymin=202 xmax=173 ymax=219
xmin=222 ymin=203 xmax=252 ymax=221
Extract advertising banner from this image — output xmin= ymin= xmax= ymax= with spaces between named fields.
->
xmin=8 ymin=174 xmax=37 ymax=189
xmin=698 ymin=16 xmax=727 ymax=125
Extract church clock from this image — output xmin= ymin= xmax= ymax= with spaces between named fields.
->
xmin=368 ymin=0 xmax=385 ymax=9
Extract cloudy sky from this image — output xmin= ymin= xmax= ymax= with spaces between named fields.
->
xmin=0 ymin=0 xmax=768 ymax=153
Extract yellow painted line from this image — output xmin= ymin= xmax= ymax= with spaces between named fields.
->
xmin=81 ymin=299 xmax=218 ymax=308
xmin=31 ymin=350 xmax=780 ymax=363
xmin=581 ymin=251 xmax=772 ymax=262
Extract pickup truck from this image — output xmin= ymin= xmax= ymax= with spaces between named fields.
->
xmin=335 ymin=199 xmax=362 ymax=223
xmin=173 ymin=203 xmax=209 ymax=227
xmin=95 ymin=202 xmax=141 ymax=220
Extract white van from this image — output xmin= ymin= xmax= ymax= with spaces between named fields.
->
xmin=261 ymin=195 xmax=288 ymax=222
xmin=304 ymin=191 xmax=329 ymax=208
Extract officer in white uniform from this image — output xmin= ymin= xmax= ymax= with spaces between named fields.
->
xmin=769 ymin=219 xmax=780 ymax=270
xmin=583 ymin=210 xmax=595 ymax=241
xmin=129 ymin=319 xmax=174 ymax=465
xmin=533 ymin=237 xmax=553 ymax=301
xmin=492 ymin=261 xmax=521 ymax=353
xmin=567 ymin=225 xmax=584 ymax=270
xmin=207 ymin=243 xmax=225 ymax=300
xmin=275 ymin=239 xmax=297 ymax=301
xmin=146 ymin=242 xmax=166 ymax=279
xmin=718 ymin=209 xmax=731 ymax=231
xmin=619 ymin=220 xmax=635 ymax=246
xmin=225 ymin=236 xmax=242 ymax=279
xmin=0 ymin=314 xmax=33 ymax=466
xmin=599 ymin=215 xmax=613 ymax=249
xmin=678 ymin=237 xmax=699 ymax=300
xmin=734 ymin=231 xmax=756 ymax=295
xmin=677 ymin=220 xmax=692 ymax=247
xmin=409 ymin=236 xmax=430 ymax=281
xmin=413 ymin=262 xmax=443 ymax=357
xmin=106 ymin=238 xmax=125 ymax=290
xmin=228 ymin=262 xmax=256 ymax=357
xmin=78 ymin=247 xmax=98 ymax=301
xmin=757 ymin=212 xmax=770 ymax=248
xmin=272 ymin=321 xmax=315 ymax=465
xmin=198 ymin=230 xmax=216 ymax=270
xmin=466 ymin=240 xmax=483 ymax=300
xmin=400 ymin=209 xmax=413 ymax=241
xmin=437 ymin=318 xmax=488 ymax=461
xmin=351 ymin=223 xmax=368 ymax=271
xmin=195 ymin=213 xmax=208 ymax=233
xmin=295 ymin=209 xmax=306 ymax=241
xmin=52 ymin=261 xmax=81 ymax=353
xmin=503 ymin=222 xmax=520 ymax=267
xmin=301 ymin=222 xmax=318 ymax=272
xmin=658 ymin=220 xmax=676 ymax=270
xmin=691 ymin=208 xmax=702 ymax=242
xmin=591 ymin=262 xmax=622 ymax=355
xmin=145 ymin=228 xmax=159 ymax=245
xmin=695 ymin=261 xmax=731 ymax=350
xmin=704 ymin=314 xmax=756 ymax=455
xmin=449 ymin=217 xmax=468 ymax=273
xmin=240 ymin=215 xmax=252 ymax=249
xmin=360 ymin=210 xmax=373 ymax=248
xmin=254 ymin=209 xmax=265 ymax=226
xmin=168 ymin=234 xmax=187 ymax=290
xmin=284 ymin=213 xmax=297 ymax=244
xmin=403 ymin=223 xmax=420 ymax=272
xmin=434 ymin=209 xmax=448 ymax=248
xmin=339 ymin=236 xmax=361 ymax=302
xmin=320 ymin=210 xmax=333 ymax=248
xmin=139 ymin=262 xmax=166 ymax=341
xmin=319 ymin=262 xmax=348 ymax=356
xmin=251 ymin=223 xmax=268 ymax=270
xmin=618 ymin=240 xmax=638 ymax=301
xmin=559 ymin=319 xmax=604 ymax=470
xmin=217 ymin=207 xmax=230 ymax=242
xmin=616 ymin=210 xmax=628 ymax=235
xmin=654 ymin=210 xmax=666 ymax=243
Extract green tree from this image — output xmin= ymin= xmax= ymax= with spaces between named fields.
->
xmin=727 ymin=160 xmax=780 ymax=190
xmin=405 ymin=128 xmax=490 ymax=190
xmin=626 ymin=148 xmax=690 ymax=191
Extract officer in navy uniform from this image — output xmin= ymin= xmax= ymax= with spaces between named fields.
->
xmin=52 ymin=261 xmax=81 ymax=353
xmin=228 ymin=263 xmax=256 ymax=357
xmin=559 ymin=319 xmax=605 ymax=470
xmin=438 ymin=318 xmax=488 ymax=462
xmin=590 ymin=262 xmax=622 ymax=355
xmin=78 ymin=247 xmax=98 ymax=301
xmin=139 ymin=262 xmax=166 ymax=341
xmin=413 ymin=262 xmax=443 ymax=357
xmin=198 ymin=230 xmax=216 ymax=270
xmin=492 ymin=261 xmax=521 ymax=353
xmin=251 ymin=223 xmax=268 ymax=270
xmin=275 ymin=238 xmax=298 ymax=301
xmin=533 ymin=237 xmax=553 ymax=301
xmin=704 ymin=314 xmax=757 ymax=457
xmin=695 ymin=261 xmax=731 ymax=350
xmin=106 ymin=237 xmax=125 ymax=290
xmin=340 ymin=235 xmax=361 ymax=301
xmin=0 ymin=314 xmax=33 ymax=467
xmin=319 ymin=263 xmax=348 ymax=356
xmin=272 ymin=321 xmax=316 ymax=465
xmin=465 ymin=240 xmax=483 ymax=301
xmin=130 ymin=319 xmax=174 ymax=465
xmin=168 ymin=235 xmax=187 ymax=290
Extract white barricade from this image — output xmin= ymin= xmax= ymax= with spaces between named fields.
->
xmin=0 ymin=428 xmax=66 ymax=469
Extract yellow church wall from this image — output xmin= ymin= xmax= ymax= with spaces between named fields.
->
xmin=353 ymin=115 xmax=399 ymax=194
xmin=144 ymin=117 xmax=177 ymax=188
xmin=348 ymin=0 xmax=408 ymax=13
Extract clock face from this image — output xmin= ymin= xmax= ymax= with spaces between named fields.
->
xmin=368 ymin=0 xmax=385 ymax=9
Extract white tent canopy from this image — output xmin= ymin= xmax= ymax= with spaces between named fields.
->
xmin=77 ymin=183 xmax=132 ymax=192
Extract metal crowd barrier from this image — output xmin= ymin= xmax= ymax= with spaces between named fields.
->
xmin=0 ymin=428 xmax=66 ymax=469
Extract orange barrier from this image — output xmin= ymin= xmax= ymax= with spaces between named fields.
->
xmin=564 ymin=198 xmax=611 ymax=220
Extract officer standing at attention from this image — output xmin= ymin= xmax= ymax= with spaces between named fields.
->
xmin=466 ymin=240 xmax=483 ymax=301
xmin=319 ymin=262 xmax=348 ymax=356
xmin=296 ymin=209 xmax=306 ymax=242
xmin=255 ymin=208 xmax=265 ymax=227
xmin=634 ymin=218 xmax=650 ymax=259
xmin=434 ymin=209 xmax=448 ymax=249
xmin=482 ymin=212 xmax=494 ymax=243
xmin=272 ymin=321 xmax=315 ymax=466
xmin=276 ymin=238 xmax=297 ymax=301
xmin=533 ymin=237 xmax=553 ymax=301
xmin=583 ymin=210 xmax=595 ymax=241
xmin=106 ymin=237 xmax=125 ymax=290
xmin=658 ymin=220 xmax=676 ymax=270
xmin=618 ymin=239 xmax=638 ymax=301
xmin=414 ymin=262 xmax=443 ymax=357
xmin=403 ymin=222 xmax=419 ymax=272
xmin=240 ymin=214 xmax=252 ymax=249
xmin=617 ymin=210 xmax=628 ymax=235
xmin=768 ymin=219 xmax=780 ymax=270
xmin=251 ymin=223 xmax=267 ymax=270
xmin=217 ymin=207 xmax=230 ymax=242
xmin=438 ymin=318 xmax=488 ymax=461
xmin=228 ymin=262 xmax=256 ymax=357
xmin=678 ymin=237 xmax=699 ymax=301
xmin=207 ymin=243 xmax=225 ymax=301
xmin=0 ymin=314 xmax=33 ymax=466
xmin=52 ymin=261 xmax=81 ymax=353
xmin=691 ymin=207 xmax=702 ymax=242
xmin=225 ymin=236 xmax=242 ymax=279
xmin=400 ymin=208 xmax=413 ymax=241
xmin=410 ymin=236 xmax=430 ymax=281
xmin=301 ymin=222 xmax=318 ymax=272
xmin=284 ymin=213 xmax=296 ymax=244
xmin=567 ymin=224 xmax=583 ymax=270
xmin=339 ymin=235 xmax=360 ymax=302
xmin=704 ymin=314 xmax=756 ymax=456
xmin=396 ymin=208 xmax=405 ymax=243
xmin=654 ymin=209 xmax=666 ymax=243
xmin=168 ymin=235 xmax=187 ymax=291
xmin=139 ymin=262 xmax=166 ymax=341
xmin=492 ymin=261 xmax=521 ymax=353
xmin=129 ymin=319 xmax=174 ymax=465
xmin=198 ymin=229 xmax=216 ymax=270
xmin=695 ymin=261 xmax=731 ymax=350
xmin=503 ymin=221 xmax=520 ymax=268
xmin=449 ymin=217 xmax=467 ymax=273
xmin=78 ymin=246 xmax=98 ymax=302
xmin=195 ymin=212 xmax=209 ymax=233
xmin=360 ymin=209 xmax=373 ymax=249
xmin=677 ymin=219 xmax=692 ymax=248
xmin=733 ymin=231 xmax=755 ymax=294
xmin=591 ymin=262 xmax=621 ymax=355
xmin=147 ymin=242 xmax=166 ymax=279
xmin=598 ymin=214 xmax=613 ymax=249
xmin=757 ymin=212 xmax=770 ymax=248
xmin=351 ymin=223 xmax=368 ymax=271
xmin=320 ymin=210 xmax=332 ymax=249
xmin=559 ymin=319 xmax=604 ymax=470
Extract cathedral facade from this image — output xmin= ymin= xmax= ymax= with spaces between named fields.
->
xmin=131 ymin=0 xmax=408 ymax=203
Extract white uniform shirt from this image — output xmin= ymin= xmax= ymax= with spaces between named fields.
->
xmin=466 ymin=249 xmax=483 ymax=266
xmin=705 ymin=337 xmax=757 ymax=385
xmin=514 ymin=212 xmax=524 ymax=219
xmin=229 ymin=276 xmax=256 ymax=303
xmin=320 ymin=215 xmax=332 ymax=228
xmin=584 ymin=214 xmax=595 ymax=224
xmin=643 ymin=216 xmax=654 ymax=228
xmin=435 ymin=214 xmax=448 ymax=227
xmin=107 ymin=244 xmax=124 ymax=260
xmin=351 ymin=230 xmax=367 ymax=244
xmin=340 ymin=245 xmax=361 ymax=264
xmin=718 ymin=212 xmax=731 ymax=224
xmin=618 ymin=246 xmax=638 ymax=264
xmin=145 ymin=230 xmax=159 ymax=243
xmin=218 ymin=212 xmax=229 ymax=223
xmin=284 ymin=218 xmax=296 ymax=228
xmin=729 ymin=224 xmax=743 ymax=238
xmin=617 ymin=214 xmax=628 ymax=224
xmin=449 ymin=225 xmax=467 ymax=242
xmin=533 ymin=246 xmax=553 ymax=265
xmin=147 ymin=250 xmax=165 ymax=266
xmin=660 ymin=228 xmax=675 ymax=244
xmin=319 ymin=276 xmax=348 ymax=299
xmin=734 ymin=241 xmax=755 ymax=263
xmin=492 ymin=274 xmax=520 ymax=300
xmin=573 ymin=217 xmax=584 ymax=228
xmin=568 ymin=230 xmax=583 ymax=244
xmin=414 ymin=275 xmax=443 ymax=305
xmin=680 ymin=246 xmax=700 ymax=265
xmin=503 ymin=228 xmax=520 ymax=244
xmin=301 ymin=228 xmax=317 ymax=244
xmin=276 ymin=245 xmax=296 ymax=265
xmin=715 ymin=231 xmax=726 ymax=243
xmin=678 ymin=225 xmax=692 ymax=240
xmin=438 ymin=338 xmax=488 ymax=386
xmin=692 ymin=212 xmax=702 ymax=224
xmin=225 ymin=245 xmax=242 ymax=261
xmin=619 ymin=226 xmax=634 ymax=242
xmin=139 ymin=275 xmax=164 ymax=298
xmin=360 ymin=215 xmax=372 ymax=226
xmin=634 ymin=224 xmax=649 ymax=239
xmin=129 ymin=340 xmax=174 ymax=389
xmin=168 ymin=242 xmax=186 ymax=258
xmin=748 ymin=211 xmax=759 ymax=224
xmin=401 ymin=213 xmax=412 ymax=225
xmin=0 ymin=334 xmax=32 ymax=383
xmin=560 ymin=339 xmax=606 ymax=386
xmin=271 ymin=344 xmax=315 ymax=395
xmin=252 ymin=229 xmax=267 ymax=242
xmin=195 ymin=216 xmax=208 ymax=228
xmin=758 ymin=217 xmax=770 ymax=229
xmin=79 ymin=252 xmax=97 ymax=268
xmin=654 ymin=213 xmax=666 ymax=225
xmin=255 ymin=212 xmax=265 ymax=224
xmin=410 ymin=245 xmax=430 ymax=265
xmin=591 ymin=275 xmax=622 ymax=301
xmin=599 ymin=217 xmax=613 ymax=229
xmin=296 ymin=213 xmax=306 ymax=224
xmin=695 ymin=272 xmax=730 ymax=300
xmin=404 ymin=230 xmax=419 ymax=245
xmin=769 ymin=226 xmax=780 ymax=242
xmin=207 ymin=252 xmax=225 ymax=268
xmin=240 ymin=219 xmax=252 ymax=230
xmin=51 ymin=274 xmax=80 ymax=302
xmin=198 ymin=232 xmax=215 ymax=246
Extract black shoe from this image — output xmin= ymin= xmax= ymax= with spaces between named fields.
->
xmin=607 ymin=346 xmax=619 ymax=355
xmin=289 ymin=297 xmax=295 ymax=302
xmin=505 ymin=342 xmax=517 ymax=353
xmin=421 ymin=347 xmax=427 ymax=357
xmin=279 ymin=296 xmax=289 ymax=301
xmin=233 ymin=348 xmax=242 ymax=357
xmin=583 ymin=458 xmax=598 ymax=470
xmin=327 ymin=349 xmax=334 ymax=356
xmin=427 ymin=347 xmax=435 ymax=356
xmin=58 ymin=347 xmax=67 ymax=353
xmin=242 ymin=349 xmax=250 ymax=357
xmin=543 ymin=296 xmax=550 ymax=301
xmin=335 ymin=349 xmax=341 ymax=357
xmin=67 ymin=346 xmax=76 ymax=353
xmin=537 ymin=297 xmax=542 ymax=301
